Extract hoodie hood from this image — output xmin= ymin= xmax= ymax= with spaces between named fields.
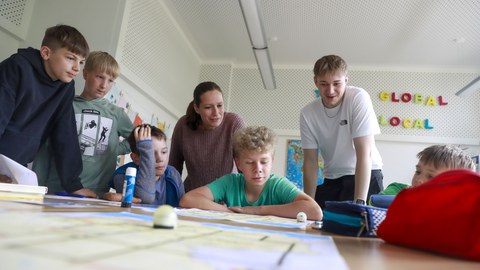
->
xmin=17 ymin=47 xmax=63 ymax=86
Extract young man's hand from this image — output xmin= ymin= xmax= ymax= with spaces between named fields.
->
xmin=72 ymin=188 xmax=98 ymax=198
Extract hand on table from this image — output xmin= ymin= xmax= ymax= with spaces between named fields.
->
xmin=103 ymin=192 xmax=142 ymax=204
xmin=72 ymin=188 xmax=98 ymax=198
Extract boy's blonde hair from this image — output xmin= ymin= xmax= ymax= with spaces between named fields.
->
xmin=41 ymin=24 xmax=89 ymax=58
xmin=84 ymin=51 xmax=120 ymax=79
xmin=233 ymin=126 xmax=276 ymax=158
xmin=418 ymin=145 xmax=475 ymax=171
xmin=313 ymin=55 xmax=348 ymax=77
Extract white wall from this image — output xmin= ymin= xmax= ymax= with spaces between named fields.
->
xmin=0 ymin=30 xmax=22 ymax=61
xmin=115 ymin=0 xmax=201 ymax=119
xmin=0 ymin=0 xmax=34 ymax=60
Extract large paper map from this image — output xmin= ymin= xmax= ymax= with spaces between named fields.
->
xmin=0 ymin=208 xmax=348 ymax=269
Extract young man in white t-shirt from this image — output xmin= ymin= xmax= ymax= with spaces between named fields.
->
xmin=300 ymin=55 xmax=383 ymax=209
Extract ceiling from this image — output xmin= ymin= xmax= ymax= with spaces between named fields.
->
xmin=164 ymin=0 xmax=480 ymax=71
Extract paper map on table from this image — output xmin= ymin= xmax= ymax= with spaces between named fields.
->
xmin=0 ymin=211 xmax=348 ymax=270
xmin=174 ymin=208 xmax=313 ymax=229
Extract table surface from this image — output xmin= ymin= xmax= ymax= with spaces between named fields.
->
xmin=1 ymin=197 xmax=478 ymax=270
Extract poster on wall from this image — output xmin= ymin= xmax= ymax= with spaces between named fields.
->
xmin=286 ymin=139 xmax=324 ymax=190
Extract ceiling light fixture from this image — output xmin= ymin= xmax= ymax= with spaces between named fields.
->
xmin=239 ymin=0 xmax=276 ymax=90
xmin=455 ymin=76 xmax=480 ymax=97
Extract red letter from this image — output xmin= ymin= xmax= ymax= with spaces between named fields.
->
xmin=401 ymin=93 xmax=412 ymax=103
xmin=390 ymin=117 xmax=400 ymax=126
xmin=391 ymin=92 xmax=399 ymax=102
xmin=438 ymin=96 xmax=448 ymax=106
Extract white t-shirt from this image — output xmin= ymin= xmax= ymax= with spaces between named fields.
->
xmin=300 ymin=86 xmax=383 ymax=179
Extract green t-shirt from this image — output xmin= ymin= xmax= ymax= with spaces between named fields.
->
xmin=207 ymin=173 xmax=301 ymax=207
xmin=379 ymin=182 xmax=410 ymax=196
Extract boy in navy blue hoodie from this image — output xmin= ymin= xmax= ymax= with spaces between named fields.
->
xmin=0 ymin=24 xmax=96 ymax=198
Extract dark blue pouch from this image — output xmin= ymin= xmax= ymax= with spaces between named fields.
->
xmin=322 ymin=201 xmax=387 ymax=237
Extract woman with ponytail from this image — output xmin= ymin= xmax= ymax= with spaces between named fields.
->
xmin=168 ymin=81 xmax=245 ymax=192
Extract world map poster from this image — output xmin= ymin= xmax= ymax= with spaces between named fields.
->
xmin=286 ymin=139 xmax=324 ymax=190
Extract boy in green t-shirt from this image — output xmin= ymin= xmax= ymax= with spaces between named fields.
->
xmin=380 ymin=144 xmax=475 ymax=196
xmin=180 ymin=126 xmax=322 ymax=220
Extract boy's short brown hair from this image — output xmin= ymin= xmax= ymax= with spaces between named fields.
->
xmin=84 ymin=51 xmax=120 ymax=79
xmin=233 ymin=126 xmax=276 ymax=158
xmin=41 ymin=24 xmax=89 ymax=58
xmin=418 ymin=144 xmax=475 ymax=171
xmin=127 ymin=125 xmax=167 ymax=155
xmin=313 ymin=55 xmax=348 ymax=77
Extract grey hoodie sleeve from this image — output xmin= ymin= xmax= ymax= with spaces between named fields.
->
xmin=133 ymin=139 xmax=156 ymax=204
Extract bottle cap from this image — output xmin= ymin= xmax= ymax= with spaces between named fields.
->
xmin=126 ymin=167 xmax=137 ymax=177
xmin=121 ymin=202 xmax=132 ymax=208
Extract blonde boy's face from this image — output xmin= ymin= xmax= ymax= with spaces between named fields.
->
xmin=81 ymin=68 xmax=115 ymax=100
xmin=131 ymin=137 xmax=168 ymax=179
xmin=411 ymin=160 xmax=449 ymax=187
xmin=235 ymin=150 xmax=273 ymax=187
xmin=40 ymin=46 xmax=85 ymax=83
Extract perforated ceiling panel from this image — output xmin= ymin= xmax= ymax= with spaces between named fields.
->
xmin=0 ymin=0 xmax=27 ymax=26
xmin=166 ymin=0 xmax=480 ymax=69
xmin=202 ymin=64 xmax=480 ymax=140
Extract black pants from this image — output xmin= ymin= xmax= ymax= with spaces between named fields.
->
xmin=314 ymin=170 xmax=384 ymax=209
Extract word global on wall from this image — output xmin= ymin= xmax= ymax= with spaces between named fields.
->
xmin=377 ymin=91 xmax=448 ymax=129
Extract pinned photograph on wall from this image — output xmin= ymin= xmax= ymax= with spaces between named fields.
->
xmin=117 ymin=95 xmax=129 ymax=112
xmin=133 ymin=114 xmax=143 ymax=126
xmin=106 ymin=83 xmax=121 ymax=105
xmin=286 ymin=139 xmax=324 ymax=190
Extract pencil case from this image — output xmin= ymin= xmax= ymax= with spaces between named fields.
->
xmin=369 ymin=194 xmax=396 ymax=208
xmin=322 ymin=201 xmax=387 ymax=237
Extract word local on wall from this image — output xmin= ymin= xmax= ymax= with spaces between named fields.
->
xmin=378 ymin=91 xmax=448 ymax=129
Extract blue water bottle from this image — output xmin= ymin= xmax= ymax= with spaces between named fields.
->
xmin=121 ymin=167 xmax=137 ymax=208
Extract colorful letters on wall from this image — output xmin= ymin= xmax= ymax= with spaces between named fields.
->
xmin=378 ymin=91 xmax=448 ymax=129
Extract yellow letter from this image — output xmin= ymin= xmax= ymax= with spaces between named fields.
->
xmin=379 ymin=115 xmax=388 ymax=126
xmin=414 ymin=94 xmax=424 ymax=104
xmin=426 ymin=96 xmax=436 ymax=106
xmin=414 ymin=119 xmax=425 ymax=128
xmin=403 ymin=118 xmax=413 ymax=128
xmin=379 ymin=91 xmax=389 ymax=101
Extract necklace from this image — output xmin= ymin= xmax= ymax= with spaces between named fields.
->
xmin=323 ymin=100 xmax=343 ymax=118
